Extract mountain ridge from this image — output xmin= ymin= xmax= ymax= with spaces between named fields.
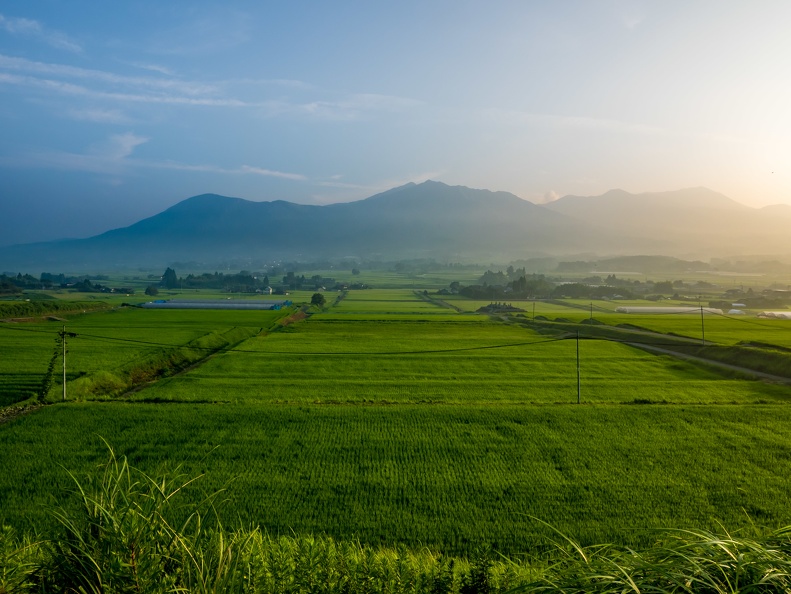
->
xmin=1 ymin=181 xmax=789 ymax=270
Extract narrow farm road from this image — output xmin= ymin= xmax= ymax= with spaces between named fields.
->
xmin=627 ymin=342 xmax=791 ymax=385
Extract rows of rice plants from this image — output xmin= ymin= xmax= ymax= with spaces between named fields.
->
xmin=0 ymin=307 xmax=285 ymax=404
xmin=3 ymin=403 xmax=791 ymax=555
xmin=4 ymin=290 xmax=791 ymax=567
xmin=131 ymin=317 xmax=791 ymax=404
xmin=331 ymin=289 xmax=472 ymax=315
xmin=0 ymin=448 xmax=536 ymax=594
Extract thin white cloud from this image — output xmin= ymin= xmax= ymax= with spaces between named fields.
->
xmin=0 ymin=14 xmax=82 ymax=53
xmin=68 ymin=107 xmax=134 ymax=124
xmin=229 ymin=76 xmax=313 ymax=90
xmin=317 ymin=170 xmax=445 ymax=194
xmin=97 ymin=133 xmax=149 ymax=160
xmin=308 ymin=171 xmax=446 ymax=205
xmin=0 ymin=54 xmax=422 ymax=122
xmin=14 ymin=133 xmax=149 ymax=175
xmin=238 ymin=165 xmax=306 ymax=181
xmin=127 ymin=62 xmax=177 ymax=76
xmin=540 ymin=190 xmax=560 ymax=204
xmin=262 ymin=93 xmax=423 ymax=121
xmin=146 ymin=161 xmax=305 ymax=181
xmin=0 ymin=71 xmax=251 ymax=106
xmin=2 ymin=133 xmax=306 ymax=183
xmin=0 ymin=54 xmax=215 ymax=95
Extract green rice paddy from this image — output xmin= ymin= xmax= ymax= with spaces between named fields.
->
xmin=2 ymin=287 xmax=791 ymax=557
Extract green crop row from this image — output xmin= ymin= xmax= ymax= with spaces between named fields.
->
xmin=129 ymin=317 xmax=791 ymax=405
xmin=3 ymin=403 xmax=791 ymax=556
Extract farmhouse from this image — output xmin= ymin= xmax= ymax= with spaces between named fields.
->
xmin=141 ymin=298 xmax=292 ymax=310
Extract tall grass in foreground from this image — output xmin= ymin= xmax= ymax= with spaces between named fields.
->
xmin=516 ymin=525 xmax=791 ymax=593
xmin=0 ymin=448 xmax=534 ymax=593
xmin=4 ymin=449 xmax=791 ymax=593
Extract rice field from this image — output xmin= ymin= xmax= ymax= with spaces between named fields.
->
xmin=132 ymin=317 xmax=790 ymax=405
xmin=3 ymin=403 xmax=791 ymax=555
xmin=2 ymin=287 xmax=791 ymax=557
xmin=0 ymin=307 xmax=283 ymax=405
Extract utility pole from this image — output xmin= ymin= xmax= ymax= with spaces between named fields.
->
xmin=62 ymin=326 xmax=67 ymax=401
xmin=60 ymin=326 xmax=77 ymax=401
xmin=700 ymin=305 xmax=705 ymax=346
xmin=576 ymin=330 xmax=581 ymax=404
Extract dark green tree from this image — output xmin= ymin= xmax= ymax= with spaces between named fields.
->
xmin=160 ymin=268 xmax=178 ymax=289
xmin=310 ymin=293 xmax=326 ymax=307
xmin=144 ymin=285 xmax=159 ymax=296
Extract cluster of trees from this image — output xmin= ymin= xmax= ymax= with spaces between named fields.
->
xmin=282 ymin=272 xmax=366 ymax=291
xmin=152 ymin=268 xmax=363 ymax=294
xmin=156 ymin=269 xmax=275 ymax=293
xmin=456 ymin=269 xmax=639 ymax=300
xmin=459 ymin=273 xmax=556 ymax=299
xmin=0 ymin=273 xmax=132 ymax=294
xmin=0 ymin=277 xmax=22 ymax=295
xmin=0 ymin=273 xmax=37 ymax=293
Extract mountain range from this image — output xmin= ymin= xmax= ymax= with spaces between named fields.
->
xmin=2 ymin=181 xmax=790 ymax=270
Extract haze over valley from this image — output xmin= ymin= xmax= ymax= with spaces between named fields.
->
xmin=3 ymin=181 xmax=791 ymax=270
xmin=5 ymin=4 xmax=791 ymax=592
xmin=1 ymin=1 xmax=790 ymax=255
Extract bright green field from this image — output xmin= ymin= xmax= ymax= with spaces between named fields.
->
xmin=3 ymin=403 xmax=791 ymax=555
xmin=132 ymin=317 xmax=790 ymax=405
xmin=3 ymin=289 xmax=791 ymax=558
xmin=0 ymin=307 xmax=282 ymax=405
xmin=523 ymin=299 xmax=791 ymax=347
xmin=447 ymin=296 xmax=791 ymax=347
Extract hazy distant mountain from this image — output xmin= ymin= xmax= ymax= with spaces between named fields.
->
xmin=1 ymin=182 xmax=788 ymax=271
xmin=544 ymin=187 xmax=791 ymax=256
xmin=0 ymin=182 xmax=608 ymax=269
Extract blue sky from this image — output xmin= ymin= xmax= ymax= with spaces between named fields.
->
xmin=1 ymin=1 xmax=790 ymax=245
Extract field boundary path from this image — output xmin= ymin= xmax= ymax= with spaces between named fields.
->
xmin=511 ymin=316 xmax=791 ymax=383
xmin=414 ymin=290 xmax=464 ymax=312
xmin=627 ymin=342 xmax=791 ymax=385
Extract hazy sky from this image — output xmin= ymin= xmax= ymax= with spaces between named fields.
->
xmin=1 ymin=1 xmax=790 ymax=245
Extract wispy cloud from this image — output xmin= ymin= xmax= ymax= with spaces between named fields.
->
xmin=316 ymin=170 xmax=444 ymax=195
xmin=2 ymin=132 xmax=307 ymax=183
xmin=0 ymin=71 xmax=252 ymax=106
xmin=0 ymin=14 xmax=82 ymax=53
xmin=260 ymin=93 xmax=423 ymax=121
xmin=238 ymin=165 xmax=305 ymax=181
xmin=4 ymin=133 xmax=149 ymax=175
xmin=127 ymin=62 xmax=177 ymax=76
xmin=67 ymin=107 xmax=134 ymax=124
xmin=149 ymin=161 xmax=306 ymax=181
xmin=0 ymin=55 xmax=215 ymax=95
xmin=100 ymin=132 xmax=149 ymax=160
xmin=0 ymin=55 xmax=420 ymax=121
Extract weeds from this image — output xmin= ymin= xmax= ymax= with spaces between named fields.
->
xmin=4 ymin=447 xmax=791 ymax=592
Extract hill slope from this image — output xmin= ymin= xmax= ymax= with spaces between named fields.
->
xmin=1 ymin=182 xmax=789 ymax=270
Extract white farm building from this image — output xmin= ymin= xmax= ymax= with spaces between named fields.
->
xmin=757 ymin=311 xmax=791 ymax=320
xmin=142 ymin=299 xmax=292 ymax=310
